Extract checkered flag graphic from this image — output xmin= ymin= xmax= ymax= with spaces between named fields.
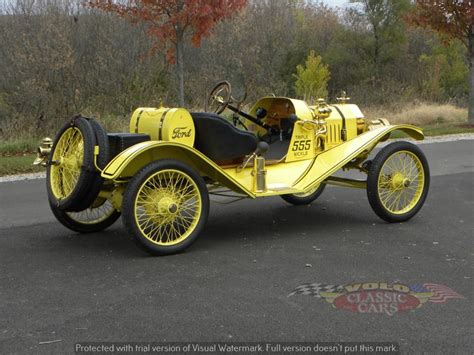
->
xmin=288 ymin=283 xmax=345 ymax=298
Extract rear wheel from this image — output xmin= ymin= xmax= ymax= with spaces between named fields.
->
xmin=122 ymin=160 xmax=209 ymax=255
xmin=50 ymin=198 xmax=121 ymax=233
xmin=367 ymin=141 xmax=429 ymax=222
xmin=281 ymin=184 xmax=325 ymax=205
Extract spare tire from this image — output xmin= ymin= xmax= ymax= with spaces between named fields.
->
xmin=76 ymin=117 xmax=111 ymax=211
xmin=87 ymin=118 xmax=110 ymax=169
xmin=46 ymin=116 xmax=109 ymax=212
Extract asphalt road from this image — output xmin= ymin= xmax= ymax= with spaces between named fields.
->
xmin=0 ymin=139 xmax=473 ymax=354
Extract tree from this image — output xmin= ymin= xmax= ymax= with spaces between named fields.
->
xmin=86 ymin=0 xmax=247 ymax=107
xmin=280 ymin=1 xmax=339 ymax=96
xmin=350 ymin=0 xmax=411 ymax=87
xmin=293 ymin=50 xmax=330 ymax=102
xmin=407 ymin=0 xmax=474 ymax=124
xmin=419 ymin=40 xmax=469 ymax=100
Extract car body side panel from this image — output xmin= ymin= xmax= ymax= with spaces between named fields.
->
xmin=101 ymin=124 xmax=423 ymax=198
xmin=101 ymin=141 xmax=257 ymax=197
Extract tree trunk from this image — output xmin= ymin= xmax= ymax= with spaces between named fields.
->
xmin=176 ymin=37 xmax=185 ymax=107
xmin=469 ymin=28 xmax=474 ymax=125
xmin=175 ymin=0 xmax=185 ymax=107
xmin=373 ymin=28 xmax=380 ymax=88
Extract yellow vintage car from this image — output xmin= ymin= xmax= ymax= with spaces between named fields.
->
xmin=35 ymin=81 xmax=429 ymax=255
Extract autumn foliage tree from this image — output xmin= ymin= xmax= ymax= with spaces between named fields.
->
xmin=407 ymin=0 xmax=474 ymax=124
xmin=86 ymin=0 xmax=247 ymax=106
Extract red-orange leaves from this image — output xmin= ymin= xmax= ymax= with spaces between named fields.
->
xmin=406 ymin=1 xmax=473 ymax=47
xmin=86 ymin=0 xmax=248 ymax=62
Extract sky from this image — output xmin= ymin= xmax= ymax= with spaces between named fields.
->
xmin=321 ymin=0 xmax=350 ymax=7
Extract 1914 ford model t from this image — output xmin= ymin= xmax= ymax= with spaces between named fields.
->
xmin=34 ymin=81 xmax=429 ymax=255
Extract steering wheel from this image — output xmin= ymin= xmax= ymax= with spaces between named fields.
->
xmin=205 ymin=81 xmax=232 ymax=114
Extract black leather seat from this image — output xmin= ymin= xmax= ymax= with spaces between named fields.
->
xmin=191 ymin=112 xmax=258 ymax=162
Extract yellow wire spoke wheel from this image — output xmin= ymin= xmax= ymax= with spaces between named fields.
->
xmin=135 ymin=170 xmax=201 ymax=245
xmin=66 ymin=200 xmax=117 ymax=225
xmin=49 ymin=199 xmax=121 ymax=233
xmin=377 ymin=151 xmax=424 ymax=214
xmin=123 ymin=160 xmax=209 ymax=256
xmin=367 ymin=141 xmax=429 ymax=223
xmin=49 ymin=127 xmax=84 ymax=200
xmin=47 ymin=116 xmax=103 ymax=212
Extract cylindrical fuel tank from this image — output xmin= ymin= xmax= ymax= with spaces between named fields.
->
xmin=129 ymin=107 xmax=195 ymax=147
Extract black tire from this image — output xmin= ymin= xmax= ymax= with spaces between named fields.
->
xmin=49 ymin=199 xmax=121 ymax=233
xmin=122 ymin=160 xmax=210 ymax=256
xmin=86 ymin=118 xmax=110 ymax=169
xmin=77 ymin=118 xmax=111 ymax=211
xmin=46 ymin=116 xmax=98 ymax=211
xmin=367 ymin=141 xmax=430 ymax=223
xmin=281 ymin=184 xmax=325 ymax=205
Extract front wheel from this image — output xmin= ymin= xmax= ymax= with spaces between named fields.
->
xmin=281 ymin=184 xmax=325 ymax=205
xmin=367 ymin=141 xmax=430 ymax=222
xmin=122 ymin=160 xmax=209 ymax=256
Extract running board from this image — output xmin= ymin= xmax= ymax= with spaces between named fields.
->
xmin=323 ymin=176 xmax=367 ymax=189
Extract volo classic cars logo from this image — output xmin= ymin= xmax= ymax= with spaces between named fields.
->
xmin=289 ymin=282 xmax=464 ymax=316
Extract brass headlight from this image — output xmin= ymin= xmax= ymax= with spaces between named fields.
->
xmin=33 ymin=137 xmax=53 ymax=166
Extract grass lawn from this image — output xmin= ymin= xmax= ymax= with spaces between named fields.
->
xmin=422 ymin=123 xmax=474 ymax=136
xmin=0 ymin=154 xmax=41 ymax=176
xmin=0 ymin=138 xmax=41 ymax=156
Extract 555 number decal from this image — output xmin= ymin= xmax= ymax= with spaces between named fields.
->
xmin=292 ymin=140 xmax=311 ymax=151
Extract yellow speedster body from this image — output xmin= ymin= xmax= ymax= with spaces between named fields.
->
xmin=38 ymin=82 xmax=430 ymax=255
